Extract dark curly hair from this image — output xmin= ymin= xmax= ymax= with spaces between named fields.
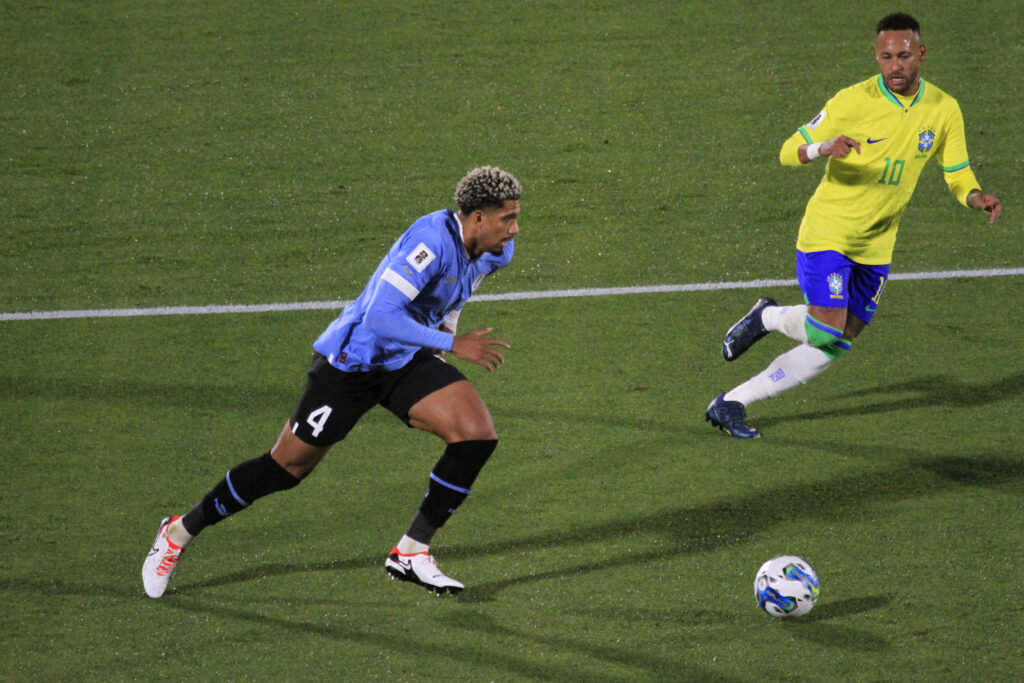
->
xmin=454 ymin=167 xmax=522 ymax=214
xmin=876 ymin=12 xmax=920 ymax=36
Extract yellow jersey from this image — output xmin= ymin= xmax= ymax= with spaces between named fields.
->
xmin=780 ymin=75 xmax=981 ymax=265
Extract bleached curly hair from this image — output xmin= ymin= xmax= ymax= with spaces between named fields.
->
xmin=454 ymin=166 xmax=522 ymax=214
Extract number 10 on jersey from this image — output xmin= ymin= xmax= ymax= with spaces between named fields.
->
xmin=878 ymin=157 xmax=905 ymax=186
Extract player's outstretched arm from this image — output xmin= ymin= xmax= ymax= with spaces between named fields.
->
xmin=967 ymin=190 xmax=1002 ymax=224
xmin=450 ymin=327 xmax=510 ymax=372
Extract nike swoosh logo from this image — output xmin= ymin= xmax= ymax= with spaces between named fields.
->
xmin=866 ymin=137 xmax=886 ymax=144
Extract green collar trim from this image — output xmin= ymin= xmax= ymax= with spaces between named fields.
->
xmin=877 ymin=74 xmax=925 ymax=109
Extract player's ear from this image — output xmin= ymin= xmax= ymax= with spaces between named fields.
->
xmin=919 ymin=43 xmax=926 ymax=61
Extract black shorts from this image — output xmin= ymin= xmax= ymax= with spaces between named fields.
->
xmin=288 ymin=350 xmax=467 ymax=447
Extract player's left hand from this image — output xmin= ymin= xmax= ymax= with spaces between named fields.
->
xmin=451 ymin=327 xmax=510 ymax=372
xmin=973 ymin=192 xmax=1002 ymax=224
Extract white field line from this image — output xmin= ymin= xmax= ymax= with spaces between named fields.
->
xmin=2 ymin=267 xmax=1022 ymax=322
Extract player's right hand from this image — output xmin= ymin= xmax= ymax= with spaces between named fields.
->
xmin=450 ymin=327 xmax=510 ymax=372
xmin=821 ymin=135 xmax=862 ymax=158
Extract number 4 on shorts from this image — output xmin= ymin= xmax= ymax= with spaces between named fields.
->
xmin=300 ymin=405 xmax=332 ymax=438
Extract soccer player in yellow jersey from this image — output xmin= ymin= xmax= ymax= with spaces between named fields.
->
xmin=706 ymin=12 xmax=1002 ymax=438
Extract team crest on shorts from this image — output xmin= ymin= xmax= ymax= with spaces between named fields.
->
xmin=918 ymin=126 xmax=935 ymax=153
xmin=827 ymin=272 xmax=844 ymax=298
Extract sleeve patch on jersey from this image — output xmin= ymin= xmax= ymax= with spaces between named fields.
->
xmin=382 ymin=267 xmax=420 ymax=300
xmin=406 ymin=243 xmax=437 ymax=273
xmin=806 ymin=110 xmax=826 ymax=130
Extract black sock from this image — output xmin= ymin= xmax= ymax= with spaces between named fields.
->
xmin=405 ymin=511 xmax=438 ymax=546
xmin=416 ymin=439 xmax=497 ymax=531
xmin=180 ymin=452 xmax=300 ymax=536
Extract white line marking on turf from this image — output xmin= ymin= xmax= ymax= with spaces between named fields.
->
xmin=2 ymin=267 xmax=1022 ymax=322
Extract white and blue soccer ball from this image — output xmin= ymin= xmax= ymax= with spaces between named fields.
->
xmin=754 ymin=555 xmax=820 ymax=618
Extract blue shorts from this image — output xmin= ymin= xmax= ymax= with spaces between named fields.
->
xmin=795 ymin=250 xmax=889 ymax=324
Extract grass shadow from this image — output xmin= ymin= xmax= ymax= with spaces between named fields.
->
xmin=154 ymin=450 xmax=1020 ymax=605
xmin=162 ymin=597 xmax=737 ymax=682
xmin=756 ymin=371 xmax=1024 ymax=431
xmin=806 ymin=595 xmax=892 ymax=621
xmin=784 ymin=597 xmax=894 ymax=652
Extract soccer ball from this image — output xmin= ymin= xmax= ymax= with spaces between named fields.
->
xmin=754 ymin=555 xmax=820 ymax=618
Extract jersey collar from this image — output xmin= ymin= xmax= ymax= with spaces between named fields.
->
xmin=877 ymin=74 xmax=925 ymax=109
xmin=451 ymin=210 xmax=470 ymax=260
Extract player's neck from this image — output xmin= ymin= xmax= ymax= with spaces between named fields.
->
xmin=454 ymin=211 xmax=475 ymax=259
xmin=896 ymin=83 xmax=920 ymax=99
xmin=888 ymin=78 xmax=921 ymax=100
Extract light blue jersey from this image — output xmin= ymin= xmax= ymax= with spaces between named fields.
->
xmin=314 ymin=209 xmax=513 ymax=372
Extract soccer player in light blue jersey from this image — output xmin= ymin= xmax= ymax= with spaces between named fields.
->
xmin=143 ymin=167 xmax=522 ymax=596
xmin=706 ymin=13 xmax=1002 ymax=438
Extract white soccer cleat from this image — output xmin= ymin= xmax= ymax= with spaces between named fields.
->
xmin=385 ymin=548 xmax=464 ymax=595
xmin=142 ymin=516 xmax=186 ymax=598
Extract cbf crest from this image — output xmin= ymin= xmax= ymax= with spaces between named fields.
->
xmin=827 ymin=272 xmax=844 ymax=298
xmin=918 ymin=126 xmax=935 ymax=153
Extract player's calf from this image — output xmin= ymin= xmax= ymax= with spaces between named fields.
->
xmin=418 ymin=439 xmax=497 ymax=530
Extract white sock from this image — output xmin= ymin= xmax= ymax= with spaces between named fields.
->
xmin=395 ymin=534 xmax=429 ymax=555
xmin=762 ymin=304 xmax=808 ymax=343
xmin=167 ymin=518 xmax=194 ymax=547
xmin=725 ymin=344 xmax=831 ymax=406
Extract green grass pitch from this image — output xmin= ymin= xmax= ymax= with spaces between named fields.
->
xmin=2 ymin=1 xmax=1021 ymax=680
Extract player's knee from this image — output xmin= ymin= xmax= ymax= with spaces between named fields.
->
xmin=822 ymin=338 xmax=851 ymax=361
xmin=804 ymin=315 xmax=851 ymax=361
xmin=804 ymin=315 xmax=843 ymax=350
xmin=462 ymin=423 xmax=498 ymax=442
xmin=448 ymin=410 xmax=497 ymax=442
xmin=436 ymin=423 xmax=497 ymax=443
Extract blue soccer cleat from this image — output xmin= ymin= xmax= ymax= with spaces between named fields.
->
xmin=723 ymin=297 xmax=777 ymax=361
xmin=705 ymin=393 xmax=761 ymax=438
